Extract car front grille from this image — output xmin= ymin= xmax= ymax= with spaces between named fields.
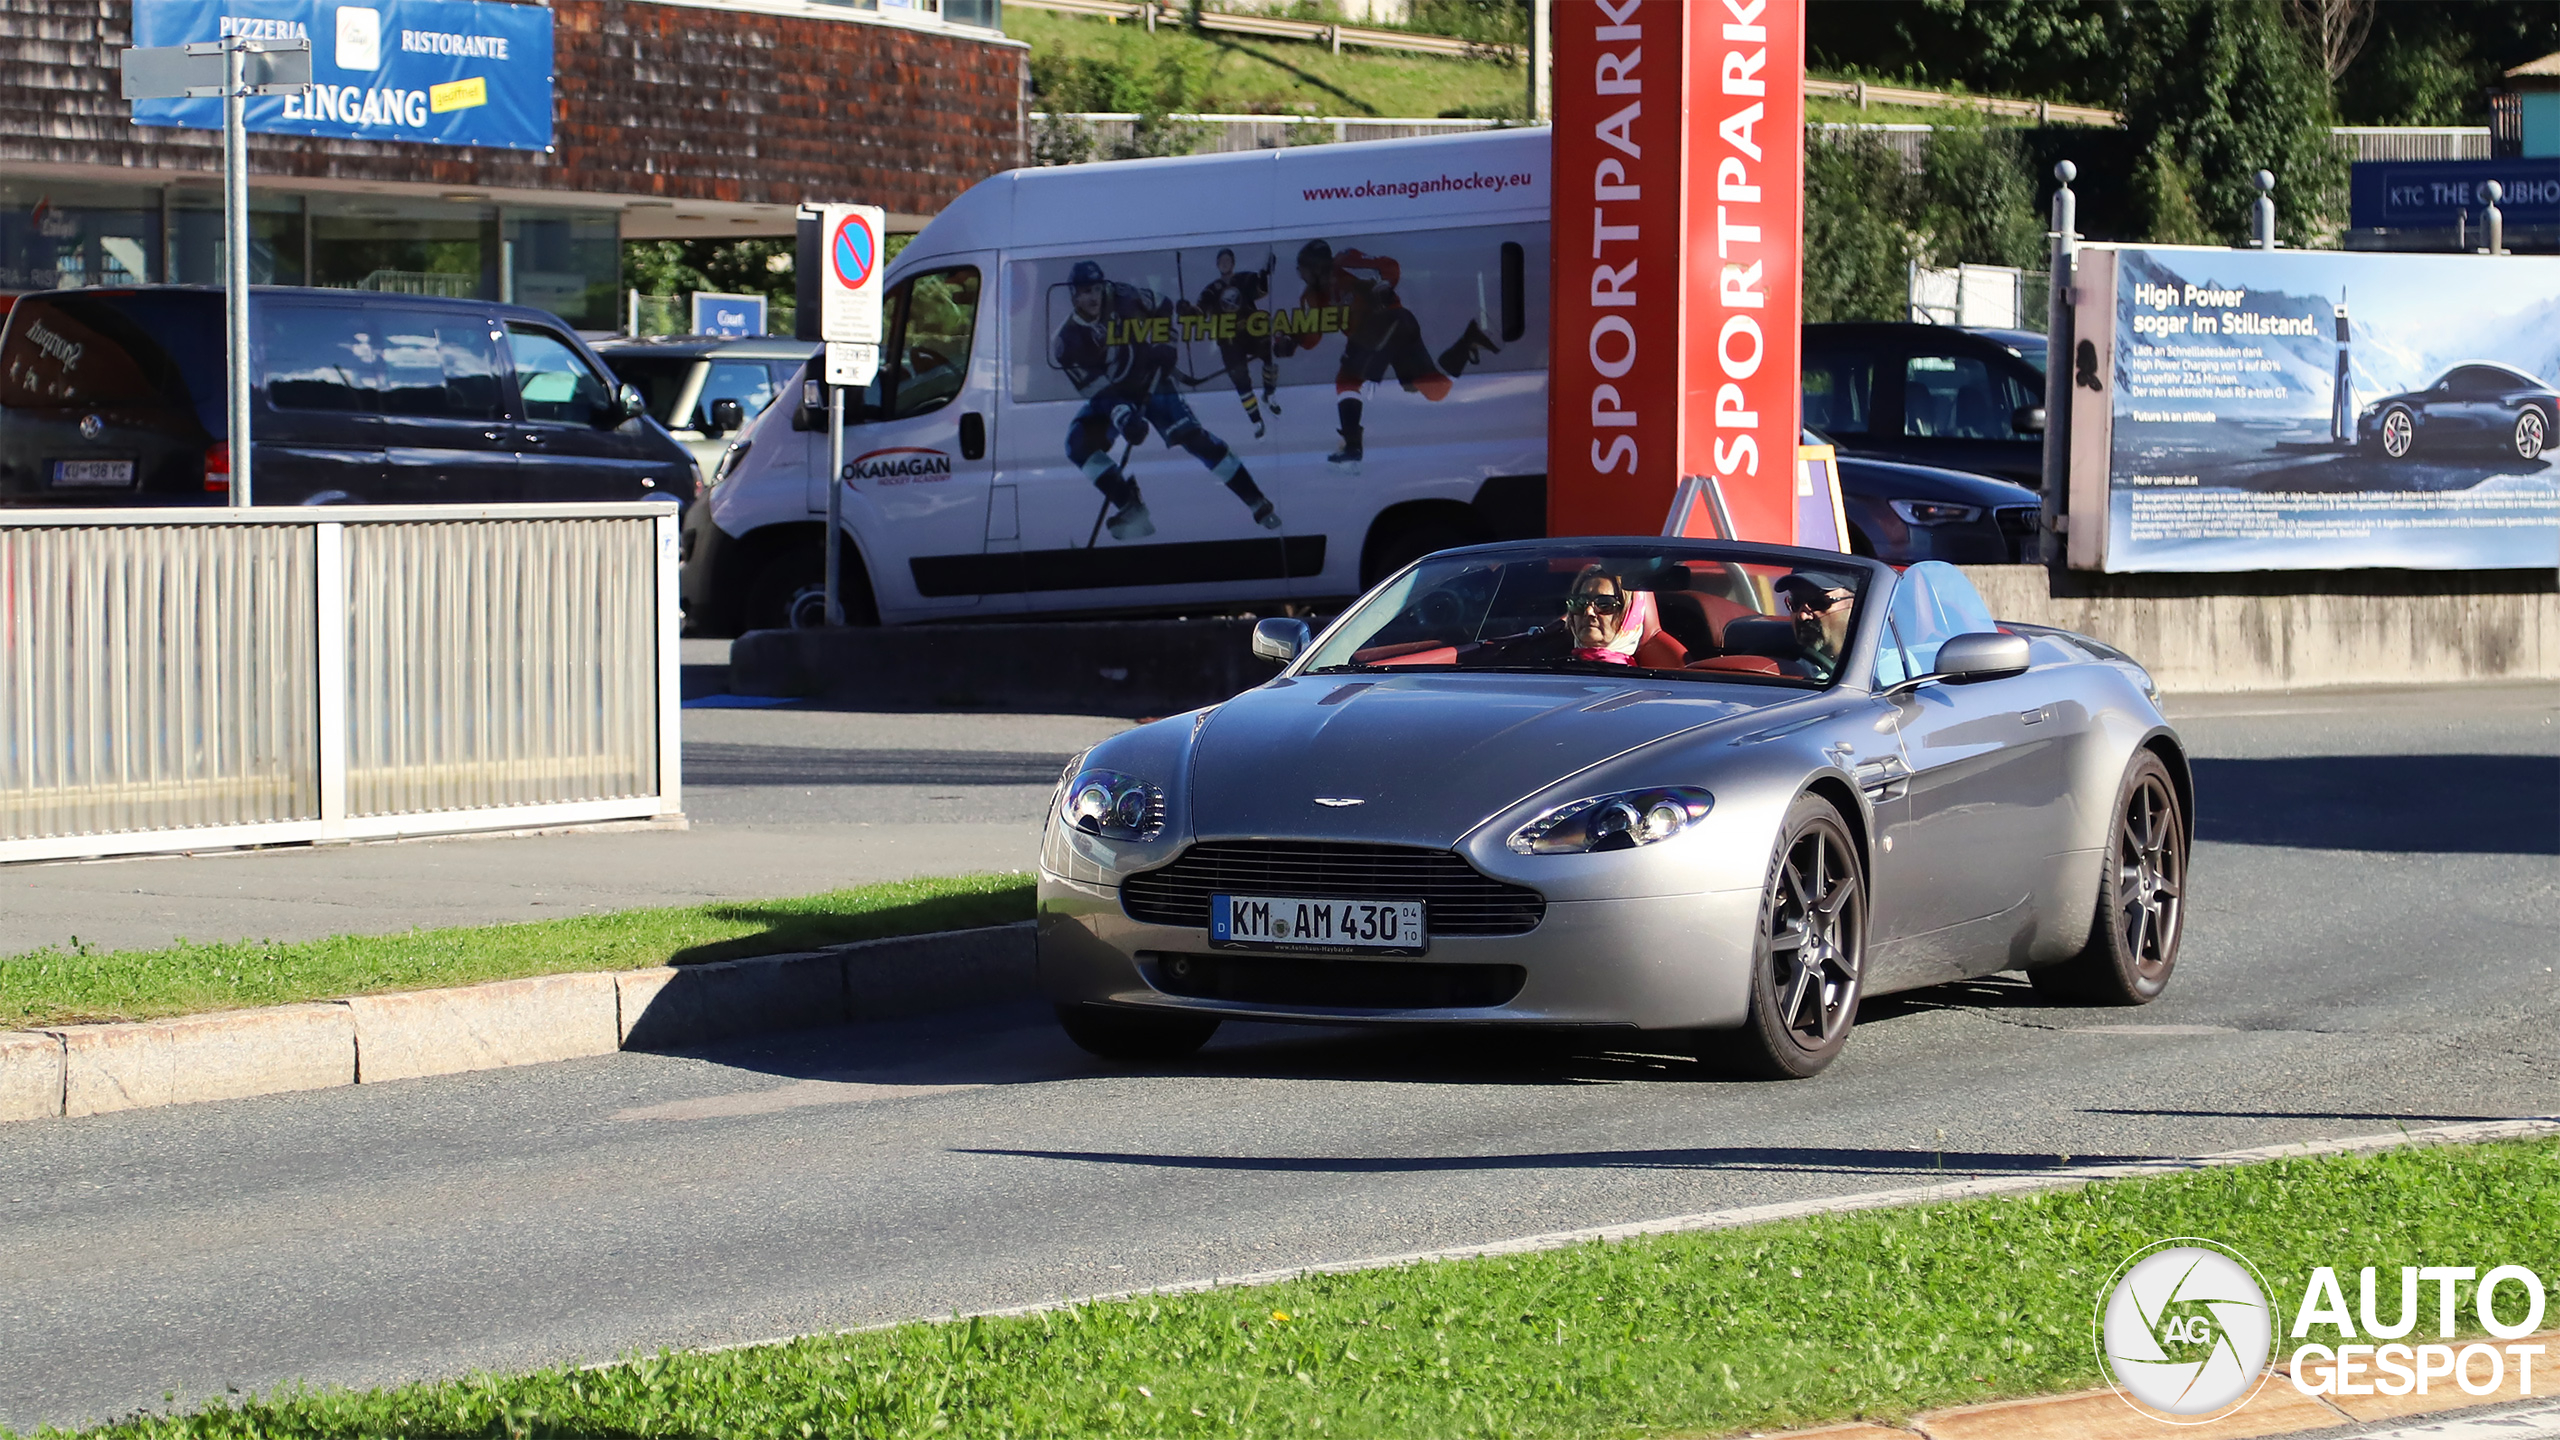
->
xmin=1120 ymin=840 xmax=1546 ymax=936
xmin=1993 ymin=505 xmax=2040 ymax=562
xmin=1143 ymin=951 xmax=1527 ymax=1009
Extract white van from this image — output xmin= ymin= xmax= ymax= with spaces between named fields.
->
xmin=679 ymin=128 xmax=1551 ymax=634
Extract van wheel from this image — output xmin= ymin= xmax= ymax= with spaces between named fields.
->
xmin=1362 ymin=512 xmax=1480 ymax=588
xmin=742 ymin=536 xmax=876 ymax=632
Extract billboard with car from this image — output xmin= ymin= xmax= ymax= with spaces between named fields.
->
xmin=2065 ymin=245 xmax=2560 ymax=571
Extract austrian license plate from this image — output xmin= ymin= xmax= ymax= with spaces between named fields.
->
xmin=50 ymin=459 xmax=134 ymax=488
xmin=1210 ymin=894 xmax=1427 ymax=955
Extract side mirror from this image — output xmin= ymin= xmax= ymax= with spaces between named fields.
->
xmin=710 ymin=397 xmax=747 ymax=433
xmin=1251 ymin=616 xmax=1312 ymax=664
xmin=2012 ymin=405 xmax=2047 ymax=435
xmin=615 ymin=382 xmax=648 ymax=424
xmin=1934 ymin=631 xmax=2032 ymax=684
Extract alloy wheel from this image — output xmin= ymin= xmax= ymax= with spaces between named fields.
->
xmin=2381 ymin=408 xmax=2414 ymax=459
xmin=1767 ymin=824 xmax=1863 ymax=1048
xmin=2112 ymin=772 xmax=2184 ymax=986
xmin=2517 ymin=410 xmax=2546 ymax=461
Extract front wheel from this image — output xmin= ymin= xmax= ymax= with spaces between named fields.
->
xmin=1703 ymin=794 xmax=1867 ymax=1080
xmin=2031 ymin=750 xmax=2187 ymax=1005
xmin=2515 ymin=408 xmax=2547 ymax=461
xmin=1055 ymin=1003 xmax=1219 ymax=1062
xmin=2378 ymin=406 xmax=2416 ymax=459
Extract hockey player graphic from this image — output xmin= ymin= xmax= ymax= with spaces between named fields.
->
xmin=1194 ymin=247 xmax=1281 ymax=438
xmin=1276 ymin=237 xmax=1499 ymax=471
xmin=1052 ymin=259 xmax=1281 ymax=542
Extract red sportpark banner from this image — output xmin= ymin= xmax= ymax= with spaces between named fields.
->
xmin=1547 ymin=0 xmax=1805 ymax=542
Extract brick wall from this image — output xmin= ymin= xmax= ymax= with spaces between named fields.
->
xmin=0 ymin=0 xmax=1026 ymax=211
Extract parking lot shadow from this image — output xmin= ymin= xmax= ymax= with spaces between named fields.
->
xmin=2190 ymin=754 xmax=2559 ymax=854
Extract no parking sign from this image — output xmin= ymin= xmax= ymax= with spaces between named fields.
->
xmin=813 ymin=202 xmax=884 ymax=387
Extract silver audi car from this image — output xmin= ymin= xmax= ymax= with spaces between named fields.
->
xmin=1037 ymin=541 xmax=2191 ymax=1079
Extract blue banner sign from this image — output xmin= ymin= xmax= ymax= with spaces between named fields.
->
xmin=132 ymin=0 xmax=554 ymax=152
xmin=2081 ymin=245 xmax=2560 ymax=572
xmin=692 ymin=293 xmax=768 ymax=338
xmin=2348 ymin=159 xmax=2560 ymax=229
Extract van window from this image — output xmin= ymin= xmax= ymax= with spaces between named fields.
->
xmin=261 ymin=308 xmax=375 ymax=413
xmin=506 ymin=324 xmax=617 ymax=425
xmin=380 ymin=310 xmax=504 ymax=419
xmin=0 ymin=293 xmax=219 ymax=418
xmin=1801 ymin=349 xmax=1877 ymax=435
xmin=606 ymin=355 xmax=698 ymax=425
xmin=1903 ymin=353 xmax=2034 ymax=440
xmin=701 ymin=359 xmax=779 ymax=425
xmin=888 ymin=268 xmax=979 ymax=419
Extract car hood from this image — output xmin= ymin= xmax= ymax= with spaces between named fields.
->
xmin=1188 ymin=671 xmax=1791 ymax=847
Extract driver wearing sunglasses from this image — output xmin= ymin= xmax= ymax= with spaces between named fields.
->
xmin=1773 ymin=572 xmax=1857 ymax=675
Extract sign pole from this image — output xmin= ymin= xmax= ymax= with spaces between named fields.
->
xmin=223 ymin=36 xmax=253 ymax=508
xmin=824 ymin=384 xmax=846 ymax=626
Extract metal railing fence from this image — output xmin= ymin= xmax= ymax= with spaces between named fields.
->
xmin=0 ymin=505 xmax=680 ymax=864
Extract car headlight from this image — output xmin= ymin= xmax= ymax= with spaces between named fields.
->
xmin=1062 ymin=767 xmax=1165 ymax=842
xmin=1508 ymin=786 xmax=1712 ymax=855
xmin=1889 ymin=499 xmax=1983 ymax=527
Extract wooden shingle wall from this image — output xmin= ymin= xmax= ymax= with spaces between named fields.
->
xmin=0 ymin=0 xmax=1027 ymax=210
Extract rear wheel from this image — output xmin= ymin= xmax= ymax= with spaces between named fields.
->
xmin=2031 ymin=751 xmax=2186 ymax=1005
xmin=2514 ymin=408 xmax=2546 ymax=461
xmin=1704 ymin=795 xmax=1867 ymax=1079
xmin=1055 ymin=1004 xmax=1219 ymax=1061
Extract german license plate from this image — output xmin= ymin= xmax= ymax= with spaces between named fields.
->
xmin=1210 ymin=894 xmax=1427 ymax=955
xmin=50 ymin=459 xmax=134 ymax=488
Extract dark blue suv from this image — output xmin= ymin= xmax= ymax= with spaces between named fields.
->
xmin=0 ymin=286 xmax=696 ymax=507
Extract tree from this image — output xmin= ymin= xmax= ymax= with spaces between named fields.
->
xmin=1916 ymin=120 xmax=2045 ymax=269
xmin=2119 ymin=0 xmax=2344 ymax=246
xmin=1803 ymin=133 xmax=1921 ymax=323
xmin=2287 ymin=0 xmax=2377 ymax=82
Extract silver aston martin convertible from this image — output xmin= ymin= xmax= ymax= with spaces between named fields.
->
xmin=1036 ymin=541 xmax=2192 ymax=1079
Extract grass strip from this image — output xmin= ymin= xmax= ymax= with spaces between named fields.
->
xmin=1010 ymin=8 xmax=1525 ymax=120
xmin=0 ymin=872 xmax=1031 ymax=1030
xmin=34 ymin=1135 xmax=2557 ymax=1439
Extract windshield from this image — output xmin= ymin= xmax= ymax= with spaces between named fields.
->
xmin=1300 ymin=545 xmax=1871 ymax=687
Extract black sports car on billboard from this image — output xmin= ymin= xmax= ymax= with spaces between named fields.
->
xmin=2357 ymin=362 xmax=2560 ymax=462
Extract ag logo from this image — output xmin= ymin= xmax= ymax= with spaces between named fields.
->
xmin=2097 ymin=1239 xmax=2274 ymax=1422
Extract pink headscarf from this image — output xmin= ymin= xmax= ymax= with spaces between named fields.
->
xmin=1569 ymin=580 xmax=1655 ymax=666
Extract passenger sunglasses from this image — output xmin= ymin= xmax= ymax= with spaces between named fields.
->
xmin=1566 ymin=593 xmax=1627 ymax=615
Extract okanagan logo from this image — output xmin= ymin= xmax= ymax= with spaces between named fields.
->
xmin=2097 ymin=1239 xmax=2275 ymax=1422
xmin=847 ymin=448 xmax=952 ymax=486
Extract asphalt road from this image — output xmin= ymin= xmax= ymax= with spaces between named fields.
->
xmin=3 ymin=683 xmax=2555 ymax=1431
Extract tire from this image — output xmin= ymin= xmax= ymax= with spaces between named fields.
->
xmin=1054 ymin=1003 xmax=1219 ymax=1061
xmin=2514 ymin=408 xmax=2547 ymax=461
xmin=1702 ymin=794 xmax=1868 ymax=1080
xmin=2378 ymin=406 xmax=2416 ymax=460
xmin=740 ymin=535 xmax=877 ymax=632
xmin=1361 ymin=512 xmax=1481 ymax=589
xmin=2030 ymin=750 xmax=2187 ymax=1006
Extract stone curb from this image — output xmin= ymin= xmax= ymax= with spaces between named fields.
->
xmin=0 ymin=922 xmax=1034 ymax=1124
xmin=1747 ymin=1328 xmax=2560 ymax=1440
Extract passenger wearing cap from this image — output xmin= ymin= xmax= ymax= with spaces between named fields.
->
xmin=1773 ymin=573 xmax=1856 ymax=679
